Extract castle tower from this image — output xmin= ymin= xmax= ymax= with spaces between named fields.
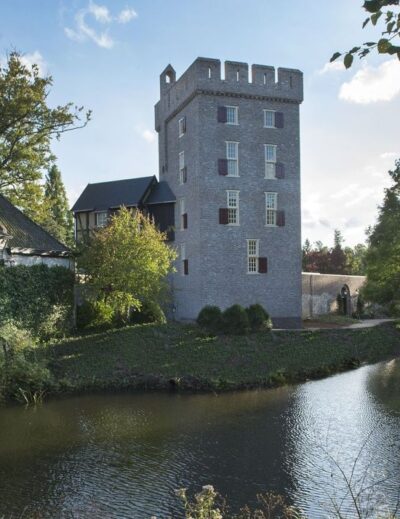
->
xmin=154 ymin=58 xmax=303 ymax=328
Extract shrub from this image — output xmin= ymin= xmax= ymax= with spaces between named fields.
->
xmin=130 ymin=300 xmax=167 ymax=325
xmin=0 ymin=322 xmax=52 ymax=403
xmin=197 ymin=306 xmax=222 ymax=333
xmin=246 ymin=304 xmax=271 ymax=331
xmin=0 ymin=264 xmax=74 ymax=339
xmin=221 ymin=304 xmax=250 ymax=335
xmin=76 ymin=300 xmax=114 ymax=330
xmin=388 ymin=300 xmax=400 ymax=318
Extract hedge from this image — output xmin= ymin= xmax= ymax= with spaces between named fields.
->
xmin=0 ymin=264 xmax=74 ymax=338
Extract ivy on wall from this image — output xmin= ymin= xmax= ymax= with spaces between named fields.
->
xmin=0 ymin=264 xmax=74 ymax=338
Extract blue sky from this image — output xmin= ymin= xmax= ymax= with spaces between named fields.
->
xmin=1 ymin=0 xmax=399 ymax=246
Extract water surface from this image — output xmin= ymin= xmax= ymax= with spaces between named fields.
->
xmin=0 ymin=359 xmax=399 ymax=518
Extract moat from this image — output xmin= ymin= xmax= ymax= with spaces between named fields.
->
xmin=0 ymin=359 xmax=399 ymax=518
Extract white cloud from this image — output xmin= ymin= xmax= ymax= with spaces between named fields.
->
xmin=318 ymin=61 xmax=345 ymax=75
xmin=65 ymin=2 xmax=137 ymax=49
xmin=118 ymin=8 xmax=138 ymax=23
xmin=330 ymin=183 xmax=359 ymax=200
xmin=339 ymin=59 xmax=400 ymax=104
xmin=344 ymin=187 xmax=376 ymax=208
xmin=380 ymin=151 xmax=399 ymax=160
xmin=141 ymin=129 xmax=156 ymax=144
xmin=88 ymin=1 xmax=111 ymax=23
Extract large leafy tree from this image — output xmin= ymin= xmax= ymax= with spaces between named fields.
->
xmin=40 ymin=164 xmax=74 ymax=246
xmin=331 ymin=0 xmax=400 ymax=68
xmin=363 ymin=160 xmax=400 ymax=305
xmin=0 ymin=52 xmax=90 ymax=215
xmin=302 ymin=231 xmax=367 ymax=275
xmin=78 ymin=208 xmax=177 ymax=321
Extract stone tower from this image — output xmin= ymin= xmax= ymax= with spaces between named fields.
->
xmin=154 ymin=58 xmax=303 ymax=328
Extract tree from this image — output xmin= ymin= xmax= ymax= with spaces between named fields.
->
xmin=330 ymin=229 xmax=347 ymax=274
xmin=0 ymin=52 xmax=90 ymax=215
xmin=40 ymin=164 xmax=74 ymax=246
xmin=331 ymin=0 xmax=400 ymax=68
xmin=78 ymin=208 xmax=177 ymax=322
xmin=363 ymin=159 xmax=400 ymax=306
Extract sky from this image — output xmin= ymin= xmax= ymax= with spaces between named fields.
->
xmin=0 ymin=0 xmax=399 ymax=247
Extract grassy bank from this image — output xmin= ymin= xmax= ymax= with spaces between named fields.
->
xmin=36 ymin=321 xmax=400 ymax=394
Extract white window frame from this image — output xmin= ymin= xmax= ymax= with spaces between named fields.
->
xmin=265 ymin=192 xmax=278 ymax=226
xmin=179 ymin=151 xmax=185 ymax=184
xmin=179 ymin=198 xmax=186 ymax=230
xmin=226 ymin=141 xmax=239 ymax=177
xmin=247 ymin=239 xmax=259 ymax=274
xmin=226 ymin=190 xmax=240 ymax=226
xmin=178 ymin=117 xmax=185 ymax=138
xmin=180 ymin=243 xmax=186 ymax=275
xmin=264 ymin=144 xmax=277 ymax=179
xmin=264 ymin=109 xmax=276 ymax=128
xmin=226 ymin=106 xmax=238 ymax=125
xmin=95 ymin=211 xmax=108 ymax=228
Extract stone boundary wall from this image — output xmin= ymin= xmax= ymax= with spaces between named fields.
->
xmin=302 ymin=272 xmax=366 ymax=318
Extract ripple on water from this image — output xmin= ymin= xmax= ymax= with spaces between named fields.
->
xmin=0 ymin=361 xmax=399 ymax=518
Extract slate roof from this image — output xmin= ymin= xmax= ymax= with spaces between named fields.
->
xmin=0 ymin=194 xmax=70 ymax=255
xmin=71 ymin=176 xmax=156 ymax=212
xmin=145 ymin=181 xmax=176 ymax=205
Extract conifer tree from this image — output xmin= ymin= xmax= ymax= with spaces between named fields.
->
xmin=41 ymin=164 xmax=74 ymax=246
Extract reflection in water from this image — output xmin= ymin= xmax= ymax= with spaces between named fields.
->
xmin=0 ymin=361 xmax=399 ymax=518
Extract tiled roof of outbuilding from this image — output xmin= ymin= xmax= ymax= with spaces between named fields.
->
xmin=145 ymin=181 xmax=176 ymax=205
xmin=71 ymin=176 xmax=156 ymax=212
xmin=0 ymin=194 xmax=70 ymax=255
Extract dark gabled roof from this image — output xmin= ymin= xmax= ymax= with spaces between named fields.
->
xmin=145 ymin=181 xmax=176 ymax=205
xmin=71 ymin=176 xmax=155 ymax=212
xmin=0 ymin=194 xmax=70 ymax=254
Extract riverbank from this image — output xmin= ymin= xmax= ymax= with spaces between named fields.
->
xmin=37 ymin=321 xmax=400 ymax=394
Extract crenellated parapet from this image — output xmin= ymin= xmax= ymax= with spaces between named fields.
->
xmin=155 ymin=57 xmax=303 ymax=129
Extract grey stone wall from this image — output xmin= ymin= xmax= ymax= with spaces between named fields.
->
xmin=156 ymin=58 xmax=303 ymax=328
xmin=302 ymin=273 xmax=366 ymax=318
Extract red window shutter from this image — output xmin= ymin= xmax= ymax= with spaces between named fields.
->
xmin=277 ymin=210 xmax=285 ymax=227
xmin=217 ymin=106 xmax=227 ymax=123
xmin=258 ymin=257 xmax=268 ymax=273
xmin=275 ymin=112 xmax=284 ymax=128
xmin=183 ymin=166 xmax=187 ymax=183
xmin=219 ymin=208 xmax=229 ymax=225
xmin=183 ymin=259 xmax=189 ymax=275
xmin=218 ymin=158 xmax=228 ymax=176
xmin=275 ymin=162 xmax=285 ymax=179
xmin=183 ymin=213 xmax=188 ymax=229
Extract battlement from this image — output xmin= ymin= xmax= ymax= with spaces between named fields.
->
xmin=155 ymin=57 xmax=303 ymax=126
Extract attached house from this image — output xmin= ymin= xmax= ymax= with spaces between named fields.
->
xmin=0 ymin=194 xmax=72 ymax=268
xmin=71 ymin=176 xmax=176 ymax=242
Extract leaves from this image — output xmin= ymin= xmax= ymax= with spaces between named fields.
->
xmin=371 ymin=11 xmax=383 ymax=24
xmin=330 ymin=52 xmax=342 ymax=62
xmin=344 ymin=53 xmax=354 ymax=69
xmin=331 ymin=1 xmax=400 ymax=68
xmin=0 ymin=52 xmax=91 ymax=215
xmin=78 ymin=208 xmax=177 ymax=322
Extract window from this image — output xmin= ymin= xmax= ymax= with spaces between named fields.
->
xmin=180 ymin=243 xmax=188 ymax=275
xmin=227 ymin=190 xmax=239 ymax=225
xmin=264 ymin=110 xmax=275 ymax=128
xmin=95 ymin=211 xmax=108 ymax=228
xmin=180 ymin=198 xmax=186 ymax=230
xmin=226 ymin=141 xmax=239 ymax=176
xmin=178 ymin=117 xmax=186 ymax=137
xmin=265 ymin=144 xmax=277 ymax=179
xmin=179 ymin=151 xmax=186 ymax=184
xmin=265 ymin=192 xmax=278 ymax=226
xmin=247 ymin=239 xmax=259 ymax=274
xmin=226 ymin=106 xmax=238 ymax=125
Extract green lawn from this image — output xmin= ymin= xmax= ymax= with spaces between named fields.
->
xmin=39 ymin=321 xmax=400 ymax=393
